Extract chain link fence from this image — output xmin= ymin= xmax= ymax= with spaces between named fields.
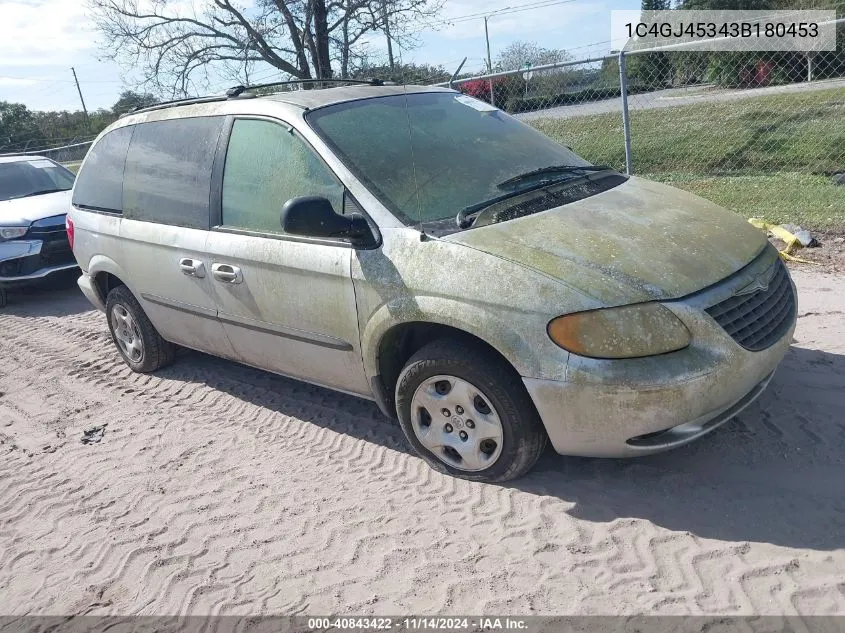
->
xmin=437 ymin=27 xmax=845 ymax=226
xmin=3 ymin=47 xmax=843 ymax=225
xmin=0 ymin=139 xmax=94 ymax=167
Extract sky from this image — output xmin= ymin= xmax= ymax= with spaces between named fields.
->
xmin=0 ymin=0 xmax=639 ymax=114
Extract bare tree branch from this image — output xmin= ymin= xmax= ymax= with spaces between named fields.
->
xmin=89 ymin=0 xmax=444 ymax=93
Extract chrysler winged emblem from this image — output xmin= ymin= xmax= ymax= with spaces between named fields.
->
xmin=734 ymin=261 xmax=777 ymax=297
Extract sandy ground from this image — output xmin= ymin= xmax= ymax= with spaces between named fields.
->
xmin=0 ymin=267 xmax=843 ymax=616
xmin=784 ymin=232 xmax=845 ymax=273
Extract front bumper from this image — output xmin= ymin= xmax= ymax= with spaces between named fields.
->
xmin=0 ymin=239 xmax=77 ymax=286
xmin=524 ymin=248 xmax=796 ymax=458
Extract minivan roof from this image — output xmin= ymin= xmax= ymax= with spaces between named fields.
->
xmin=263 ymin=84 xmax=455 ymax=110
xmin=121 ymin=84 xmax=458 ymax=121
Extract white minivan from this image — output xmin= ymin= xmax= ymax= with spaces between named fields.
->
xmin=69 ymin=82 xmax=796 ymax=482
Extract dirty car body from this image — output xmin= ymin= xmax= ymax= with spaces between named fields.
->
xmin=69 ymin=85 xmax=796 ymax=481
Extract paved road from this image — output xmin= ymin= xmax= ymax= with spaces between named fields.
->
xmin=516 ymin=77 xmax=845 ymax=121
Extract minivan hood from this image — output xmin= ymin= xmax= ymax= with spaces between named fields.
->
xmin=0 ymin=189 xmax=72 ymax=226
xmin=446 ymin=177 xmax=766 ymax=306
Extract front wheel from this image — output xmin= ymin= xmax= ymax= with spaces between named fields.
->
xmin=105 ymin=285 xmax=175 ymax=373
xmin=395 ymin=339 xmax=547 ymax=482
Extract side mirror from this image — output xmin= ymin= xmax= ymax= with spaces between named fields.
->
xmin=280 ymin=196 xmax=372 ymax=244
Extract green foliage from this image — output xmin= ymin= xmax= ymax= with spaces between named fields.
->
xmin=0 ymin=91 xmax=154 ymax=152
xmin=599 ymin=57 xmax=620 ymax=84
xmin=351 ymin=62 xmax=451 ymax=84
xmin=504 ymin=86 xmax=629 ymax=113
xmin=627 ymin=52 xmax=674 ymax=88
xmin=112 ymin=90 xmax=158 ymax=115
xmin=0 ymin=102 xmax=40 ymax=150
xmin=629 ymin=0 xmax=845 ymax=88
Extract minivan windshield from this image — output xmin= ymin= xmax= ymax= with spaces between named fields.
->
xmin=306 ymin=91 xmax=620 ymax=229
xmin=0 ymin=159 xmax=75 ymax=202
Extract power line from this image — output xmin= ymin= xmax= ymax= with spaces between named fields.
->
xmin=0 ymin=75 xmax=123 ymax=84
xmin=412 ymin=0 xmax=580 ymax=30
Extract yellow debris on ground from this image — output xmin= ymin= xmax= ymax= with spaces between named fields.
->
xmin=748 ymin=218 xmax=818 ymax=264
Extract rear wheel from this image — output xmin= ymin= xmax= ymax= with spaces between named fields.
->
xmin=105 ymin=285 xmax=174 ymax=373
xmin=395 ymin=339 xmax=547 ymax=482
xmin=0 ymin=288 xmax=6 ymax=309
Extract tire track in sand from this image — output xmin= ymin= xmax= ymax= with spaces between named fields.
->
xmin=1 ymin=270 xmax=844 ymax=615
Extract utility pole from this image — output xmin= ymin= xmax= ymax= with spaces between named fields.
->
xmin=383 ymin=0 xmax=395 ymax=72
xmin=484 ymin=16 xmax=495 ymax=107
xmin=71 ymin=67 xmax=90 ymax=131
xmin=484 ymin=16 xmax=493 ymax=72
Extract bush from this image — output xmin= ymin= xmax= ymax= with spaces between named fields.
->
xmin=457 ymin=76 xmax=520 ymax=107
xmin=503 ymin=85 xmax=651 ymax=114
xmin=704 ymin=53 xmax=800 ymax=88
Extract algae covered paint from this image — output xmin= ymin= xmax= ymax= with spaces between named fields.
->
xmin=447 ymin=177 xmax=768 ymax=306
xmin=69 ymin=85 xmax=797 ymax=479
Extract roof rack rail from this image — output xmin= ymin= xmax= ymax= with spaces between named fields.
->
xmin=122 ymin=78 xmax=386 ymax=118
xmin=121 ymin=94 xmax=230 ymax=118
xmin=225 ymin=77 xmax=384 ymax=97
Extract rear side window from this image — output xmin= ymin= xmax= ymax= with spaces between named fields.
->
xmin=72 ymin=126 xmax=134 ymax=212
xmin=123 ymin=117 xmax=224 ymax=229
xmin=221 ymin=118 xmax=343 ymax=234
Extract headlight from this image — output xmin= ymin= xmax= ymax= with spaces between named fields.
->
xmin=0 ymin=226 xmax=28 ymax=241
xmin=548 ymin=303 xmax=691 ymax=359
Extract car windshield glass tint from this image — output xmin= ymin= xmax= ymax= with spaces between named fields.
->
xmin=0 ymin=160 xmax=74 ymax=202
xmin=306 ymin=91 xmax=597 ymax=227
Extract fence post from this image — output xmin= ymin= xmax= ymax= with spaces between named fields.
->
xmin=449 ymin=57 xmax=467 ymax=90
xmin=618 ymin=50 xmax=634 ymax=176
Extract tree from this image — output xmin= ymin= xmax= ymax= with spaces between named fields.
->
xmin=112 ymin=90 xmax=159 ymax=115
xmin=627 ymin=0 xmax=673 ymax=87
xmin=1 ymin=101 xmax=116 ymax=153
xmin=351 ymin=60 xmax=450 ymax=83
xmin=0 ymin=102 xmax=39 ymax=152
xmin=89 ymin=0 xmax=444 ymax=96
xmin=493 ymin=41 xmax=571 ymax=72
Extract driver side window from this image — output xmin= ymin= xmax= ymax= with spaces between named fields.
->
xmin=221 ymin=118 xmax=344 ymax=234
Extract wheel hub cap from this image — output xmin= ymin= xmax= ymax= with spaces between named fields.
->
xmin=410 ymin=375 xmax=504 ymax=472
xmin=111 ymin=304 xmax=144 ymax=363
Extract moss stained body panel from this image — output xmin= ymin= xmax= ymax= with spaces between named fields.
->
xmin=447 ymin=177 xmax=767 ymax=305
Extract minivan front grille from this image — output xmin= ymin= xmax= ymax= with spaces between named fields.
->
xmin=705 ymin=258 xmax=795 ymax=351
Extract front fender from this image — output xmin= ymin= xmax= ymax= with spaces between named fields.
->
xmin=359 ymin=294 xmax=551 ymax=381
xmin=353 ymin=229 xmax=592 ymax=383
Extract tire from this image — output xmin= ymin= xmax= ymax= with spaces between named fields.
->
xmin=105 ymin=285 xmax=175 ymax=373
xmin=0 ymin=288 xmax=6 ymax=309
xmin=395 ymin=339 xmax=547 ymax=482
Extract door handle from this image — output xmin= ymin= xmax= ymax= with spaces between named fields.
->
xmin=212 ymin=263 xmax=243 ymax=284
xmin=179 ymin=258 xmax=206 ymax=278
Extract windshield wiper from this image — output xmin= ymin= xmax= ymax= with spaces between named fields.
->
xmin=456 ymin=178 xmax=558 ymax=229
xmin=7 ymin=188 xmax=69 ymax=200
xmin=497 ymin=165 xmax=613 ymax=190
xmin=457 ymin=167 xmax=620 ymax=229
